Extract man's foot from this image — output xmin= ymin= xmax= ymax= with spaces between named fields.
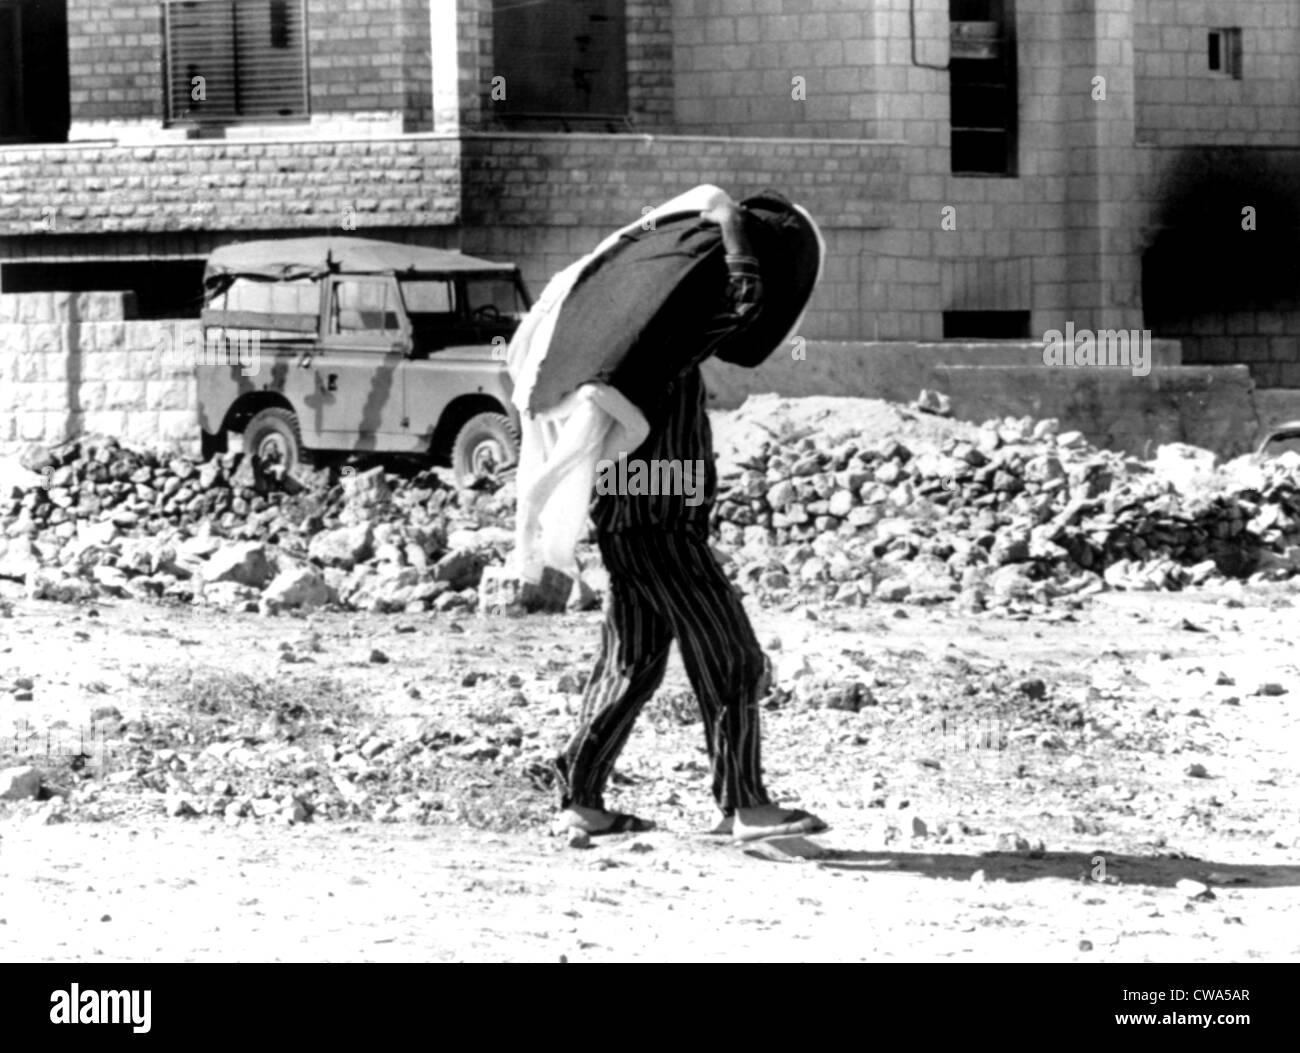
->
xmin=556 ymin=805 xmax=656 ymax=836
xmin=732 ymin=804 xmax=828 ymax=842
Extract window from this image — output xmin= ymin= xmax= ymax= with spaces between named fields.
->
xmin=943 ymin=310 xmax=1031 ymax=339
xmin=164 ymin=0 xmax=309 ymax=124
xmin=400 ymin=280 xmax=455 ymax=318
xmin=463 ymin=277 xmax=526 ymax=321
xmin=0 ymin=0 xmax=70 ymax=144
xmin=328 ymin=279 xmax=403 ymax=340
xmin=1207 ymin=28 xmax=1242 ymax=79
xmin=209 ymin=276 xmax=318 ymax=334
xmin=0 ymin=3 xmax=22 ymax=140
xmin=949 ymin=0 xmax=1018 ymax=176
xmin=491 ymin=0 xmax=627 ymax=128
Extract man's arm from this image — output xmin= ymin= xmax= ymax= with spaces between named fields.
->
xmin=664 ymin=202 xmax=766 ymax=380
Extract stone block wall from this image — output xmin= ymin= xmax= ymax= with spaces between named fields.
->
xmin=66 ymin=0 xmax=433 ymax=138
xmin=0 ymin=293 xmax=200 ymax=454
xmin=1135 ymin=0 xmax=1300 ymax=147
xmin=0 ymin=138 xmax=461 ymax=239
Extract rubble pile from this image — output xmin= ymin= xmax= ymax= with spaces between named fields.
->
xmin=7 ymin=394 xmax=1300 ymax=615
xmin=0 ymin=437 xmax=514 ymax=614
xmin=713 ymin=406 xmax=1300 ymax=609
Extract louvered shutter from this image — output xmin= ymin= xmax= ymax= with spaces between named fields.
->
xmin=165 ymin=0 xmax=308 ymax=123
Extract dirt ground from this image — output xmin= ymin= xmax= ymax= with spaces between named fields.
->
xmin=1 ymin=579 xmax=1299 ymax=963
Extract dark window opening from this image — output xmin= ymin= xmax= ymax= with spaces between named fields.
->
xmin=270 ymin=0 xmax=290 ymax=49
xmin=164 ymin=0 xmax=308 ymax=124
xmin=0 ymin=261 xmax=207 ymax=319
xmin=949 ymin=0 xmax=1018 ymax=176
xmin=492 ymin=0 xmax=628 ymax=130
xmin=1207 ymin=28 xmax=1242 ymax=78
xmin=0 ymin=0 xmax=70 ymax=144
xmin=943 ymin=310 xmax=1031 ymax=339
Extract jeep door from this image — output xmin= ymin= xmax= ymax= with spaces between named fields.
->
xmin=398 ymin=275 xmax=465 ymax=445
xmin=308 ymin=274 xmax=414 ymax=451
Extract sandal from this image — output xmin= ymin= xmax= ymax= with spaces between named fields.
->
xmin=732 ymin=809 xmax=828 ymax=843
xmin=556 ymin=811 xmax=657 ymax=836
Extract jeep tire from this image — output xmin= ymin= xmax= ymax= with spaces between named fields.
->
xmin=452 ymin=412 xmax=519 ymax=488
xmin=244 ymin=407 xmax=304 ymax=487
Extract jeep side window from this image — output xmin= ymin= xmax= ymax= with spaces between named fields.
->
xmin=464 ymin=277 xmax=525 ymax=321
xmin=328 ymin=279 xmax=403 ymax=337
xmin=207 ymin=277 xmax=317 ymax=338
xmin=401 ymin=280 xmax=456 ymax=325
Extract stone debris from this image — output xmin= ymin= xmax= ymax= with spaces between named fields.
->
xmin=0 ymin=765 xmax=43 ymax=801
xmin=711 ymin=397 xmax=1300 ymax=609
xmin=8 ymin=397 xmax=1300 ymax=616
xmin=0 ymin=437 xmax=511 ymax=615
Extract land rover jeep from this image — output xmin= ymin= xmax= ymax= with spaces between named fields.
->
xmin=196 ymin=237 xmax=528 ymax=487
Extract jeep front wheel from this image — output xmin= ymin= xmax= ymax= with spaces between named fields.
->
xmin=452 ymin=412 xmax=518 ymax=488
xmin=244 ymin=408 xmax=304 ymax=486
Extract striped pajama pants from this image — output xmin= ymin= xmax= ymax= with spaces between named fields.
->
xmin=554 ymin=527 xmax=773 ymax=815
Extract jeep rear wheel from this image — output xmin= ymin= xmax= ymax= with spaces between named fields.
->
xmin=452 ymin=412 xmax=519 ymax=488
xmin=244 ymin=408 xmax=304 ymax=487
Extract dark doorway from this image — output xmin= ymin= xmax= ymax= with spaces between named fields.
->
xmin=0 ymin=0 xmax=70 ymax=143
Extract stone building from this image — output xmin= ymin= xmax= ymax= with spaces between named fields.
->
xmin=0 ymin=0 xmax=1297 ymax=385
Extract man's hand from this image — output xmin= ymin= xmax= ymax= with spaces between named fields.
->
xmin=699 ymin=201 xmax=744 ymax=230
xmin=699 ymin=201 xmax=753 ymax=257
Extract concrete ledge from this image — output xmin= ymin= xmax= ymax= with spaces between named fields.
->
xmin=703 ymin=339 xmax=1185 ymax=410
xmin=934 ymin=364 xmax=1259 ymax=458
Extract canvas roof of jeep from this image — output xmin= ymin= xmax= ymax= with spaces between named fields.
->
xmin=204 ymin=237 xmax=517 ymax=286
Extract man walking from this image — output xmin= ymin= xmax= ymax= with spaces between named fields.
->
xmin=554 ymin=194 xmax=827 ymax=842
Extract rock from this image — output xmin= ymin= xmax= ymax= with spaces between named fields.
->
xmin=1256 ymin=682 xmax=1287 ymax=696
xmin=912 ymin=389 xmax=952 ymax=416
xmin=820 ymin=682 xmax=874 ymax=712
xmin=0 ymin=766 xmax=42 ymax=801
xmin=1016 ymin=677 xmax=1047 ymax=700
xmin=1176 ymin=878 xmax=1214 ymax=900
xmin=165 ymin=793 xmax=198 ymax=818
xmin=369 ymin=648 xmax=390 ymax=664
xmin=990 ymin=529 xmax=1031 ymax=565
xmin=200 ymin=581 xmax=261 ymax=609
xmin=358 ymin=738 xmax=391 ymax=759
xmin=432 ymin=549 xmax=489 ymax=591
xmin=1185 ymin=763 xmax=1209 ymax=778
xmin=26 ymin=570 xmax=97 ymax=604
xmin=874 ymin=579 xmax=911 ymax=603
xmin=18 ymin=443 xmax=56 ymax=473
xmin=308 ymin=523 xmax=374 ymax=570
xmin=202 ymin=542 xmax=274 ymax=588
xmin=341 ymin=466 xmax=392 ymax=508
xmin=262 ymin=567 xmax=335 ymax=611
